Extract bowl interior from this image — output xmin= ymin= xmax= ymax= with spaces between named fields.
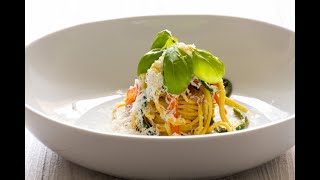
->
xmin=25 ymin=15 xmax=295 ymax=133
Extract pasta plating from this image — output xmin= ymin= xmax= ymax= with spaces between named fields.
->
xmin=112 ymin=30 xmax=249 ymax=136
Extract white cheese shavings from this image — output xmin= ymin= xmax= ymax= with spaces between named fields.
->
xmin=111 ymin=106 xmax=141 ymax=135
xmin=145 ymin=51 xmax=166 ymax=102
xmin=211 ymin=85 xmax=218 ymax=93
xmin=130 ymin=90 xmax=146 ymax=114
xmin=111 ymin=106 xmax=159 ymax=136
xmin=176 ymin=42 xmax=196 ymax=56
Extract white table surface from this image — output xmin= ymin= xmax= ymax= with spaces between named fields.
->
xmin=25 ymin=0 xmax=295 ymax=179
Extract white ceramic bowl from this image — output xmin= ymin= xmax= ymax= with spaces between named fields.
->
xmin=25 ymin=15 xmax=295 ymax=180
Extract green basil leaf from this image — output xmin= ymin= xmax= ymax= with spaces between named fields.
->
xmin=137 ymin=48 xmax=163 ymax=75
xmin=192 ymin=49 xmax=225 ymax=84
xmin=163 ymin=47 xmax=193 ymax=95
xmin=150 ymin=29 xmax=172 ymax=50
xmin=162 ymin=36 xmax=179 ymax=49
xmin=178 ymin=48 xmax=193 ymax=73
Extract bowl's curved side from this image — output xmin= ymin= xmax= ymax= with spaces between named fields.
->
xmin=26 ymin=106 xmax=294 ymax=180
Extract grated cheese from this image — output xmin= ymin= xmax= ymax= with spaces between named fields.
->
xmin=176 ymin=42 xmax=196 ymax=56
xmin=145 ymin=51 xmax=166 ymax=102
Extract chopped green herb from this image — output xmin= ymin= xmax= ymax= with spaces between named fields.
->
xmin=233 ymin=108 xmax=249 ymax=130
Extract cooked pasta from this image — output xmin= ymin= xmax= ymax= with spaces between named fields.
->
xmin=112 ymin=29 xmax=250 ymax=136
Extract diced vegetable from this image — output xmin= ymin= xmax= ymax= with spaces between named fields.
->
xmin=168 ymin=95 xmax=179 ymax=118
xmin=233 ymin=108 xmax=245 ymax=119
xmin=125 ymin=86 xmax=138 ymax=105
xmin=171 ymin=124 xmax=181 ymax=134
xmin=233 ymin=108 xmax=250 ymax=130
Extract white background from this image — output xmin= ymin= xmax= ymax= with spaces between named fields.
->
xmin=25 ymin=0 xmax=294 ymax=46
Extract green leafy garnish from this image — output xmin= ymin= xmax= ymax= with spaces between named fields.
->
xmin=192 ymin=49 xmax=225 ymax=84
xmin=162 ymin=37 xmax=179 ymax=49
xmin=139 ymin=29 xmax=227 ymax=95
xmin=150 ymin=30 xmax=173 ymax=50
xmin=163 ymin=47 xmax=193 ymax=95
xmin=233 ymin=108 xmax=249 ymax=130
xmin=137 ymin=48 xmax=163 ymax=75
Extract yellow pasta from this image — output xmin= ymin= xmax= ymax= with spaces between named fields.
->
xmin=225 ymin=97 xmax=248 ymax=112
xmin=217 ymin=80 xmax=229 ymax=123
xmin=113 ymin=79 xmax=250 ymax=136
xmin=201 ymin=87 xmax=213 ymax=134
xmin=112 ymin=29 xmax=250 ymax=136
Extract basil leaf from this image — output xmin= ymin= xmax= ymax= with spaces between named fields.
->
xmin=150 ymin=29 xmax=172 ymax=50
xmin=163 ymin=47 xmax=193 ymax=95
xmin=137 ymin=48 xmax=163 ymax=75
xmin=162 ymin=36 xmax=179 ymax=49
xmin=192 ymin=49 xmax=225 ymax=84
xmin=178 ymin=48 xmax=193 ymax=73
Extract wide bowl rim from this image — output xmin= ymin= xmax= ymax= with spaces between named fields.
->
xmin=25 ymin=14 xmax=294 ymax=47
xmin=25 ymin=14 xmax=295 ymax=140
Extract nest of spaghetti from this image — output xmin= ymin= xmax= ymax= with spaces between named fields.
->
xmin=112 ymin=30 xmax=249 ymax=136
